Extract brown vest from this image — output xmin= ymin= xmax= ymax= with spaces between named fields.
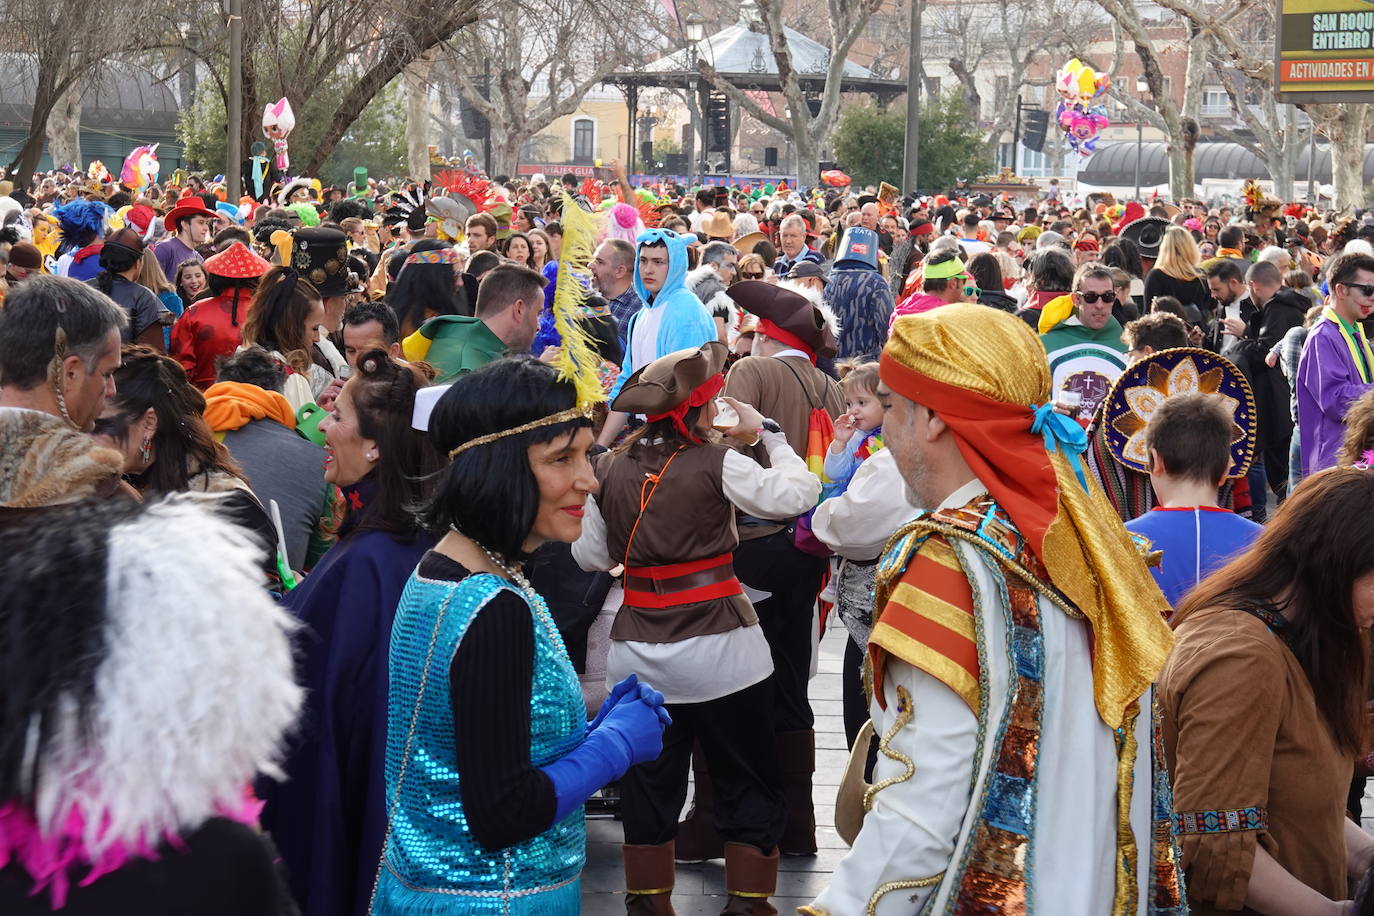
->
xmin=595 ymin=442 xmax=757 ymax=643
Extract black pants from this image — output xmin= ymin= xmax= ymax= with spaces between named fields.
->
xmin=620 ymin=677 xmax=785 ymax=852
xmin=734 ymin=531 xmax=826 ymax=731
xmin=1259 ymin=441 xmax=1290 ymax=502
xmin=842 ymin=635 xmax=868 ymax=749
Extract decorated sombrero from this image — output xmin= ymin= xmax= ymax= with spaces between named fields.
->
xmin=1100 ymin=347 xmax=1256 ymax=480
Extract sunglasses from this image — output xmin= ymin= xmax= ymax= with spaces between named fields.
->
xmin=741 ymin=271 xmax=765 ymax=279
xmin=1076 ymin=290 xmax=1117 ymax=304
xmin=1342 ymin=282 xmax=1374 ymax=297
xmin=963 ymin=285 xmax=982 ymax=298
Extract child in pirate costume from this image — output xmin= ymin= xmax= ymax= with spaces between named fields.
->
xmin=573 ymin=341 xmax=821 ymax=915
xmin=0 ymin=495 xmax=303 ymax=914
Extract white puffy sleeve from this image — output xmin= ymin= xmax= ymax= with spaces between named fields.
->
xmin=571 ymin=494 xmax=614 ymax=572
xmin=720 ymin=431 xmax=820 ymax=519
xmin=811 ymin=449 xmax=919 ymax=561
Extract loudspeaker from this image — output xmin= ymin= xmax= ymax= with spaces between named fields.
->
xmin=640 ymin=140 xmax=653 ymax=170
xmin=1023 ymin=109 xmax=1049 ymax=153
xmin=764 ymin=146 xmax=778 ymax=167
xmin=664 ymin=153 xmax=686 ymax=173
xmin=706 ymin=92 xmax=730 ymax=153
xmin=806 ymin=96 xmax=822 ymax=117
xmin=459 ymin=97 xmax=489 ymax=140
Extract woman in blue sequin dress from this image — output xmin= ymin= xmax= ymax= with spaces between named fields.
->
xmin=370 ymin=356 xmax=669 ymax=915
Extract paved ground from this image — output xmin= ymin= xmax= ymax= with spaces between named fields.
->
xmin=580 ymin=618 xmax=851 ymax=915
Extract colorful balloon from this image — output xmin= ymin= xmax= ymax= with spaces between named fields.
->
xmin=261 ymin=97 xmax=296 ymax=172
xmin=119 ymin=144 xmax=160 ymax=192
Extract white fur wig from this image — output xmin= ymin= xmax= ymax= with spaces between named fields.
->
xmin=28 ymin=494 xmax=302 ymax=859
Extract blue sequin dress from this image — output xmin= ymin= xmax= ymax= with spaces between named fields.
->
xmin=372 ymin=570 xmax=586 ymax=914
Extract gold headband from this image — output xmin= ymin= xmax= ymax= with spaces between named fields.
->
xmin=446 ymin=405 xmax=594 ymax=460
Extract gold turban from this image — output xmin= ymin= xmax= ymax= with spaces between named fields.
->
xmin=880 ymin=303 xmax=1173 ymax=727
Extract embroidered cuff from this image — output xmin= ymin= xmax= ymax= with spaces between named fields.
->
xmin=1172 ymin=806 xmax=1267 ymax=835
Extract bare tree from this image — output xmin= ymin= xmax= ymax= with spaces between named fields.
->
xmin=175 ymin=0 xmax=481 ymax=177
xmin=1064 ymin=0 xmax=1207 ymax=200
xmin=438 ymin=0 xmax=650 ymax=177
xmin=695 ymin=0 xmax=883 ymax=183
xmin=1154 ymin=0 xmax=1365 ymax=209
xmin=0 ymin=0 xmax=173 ymax=182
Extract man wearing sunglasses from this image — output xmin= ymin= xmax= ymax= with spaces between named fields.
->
xmin=1297 ymin=250 xmax=1374 ymax=475
xmin=1037 ymin=263 xmax=1128 ymax=423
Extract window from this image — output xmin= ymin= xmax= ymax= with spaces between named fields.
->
xmin=572 ymin=118 xmax=595 ymax=162
xmin=1020 ymin=146 xmax=1050 ymax=177
xmin=1201 ymin=88 xmax=1229 ymax=117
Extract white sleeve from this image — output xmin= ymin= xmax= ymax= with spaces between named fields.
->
xmin=571 ymin=494 xmax=614 ymax=571
xmin=720 ymin=432 xmax=820 ymax=519
xmin=804 ymin=658 xmax=977 ymax=916
xmin=811 ymin=450 xmax=919 ymax=561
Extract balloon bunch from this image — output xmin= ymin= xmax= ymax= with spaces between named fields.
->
xmin=1055 ymin=59 xmax=1111 ymax=157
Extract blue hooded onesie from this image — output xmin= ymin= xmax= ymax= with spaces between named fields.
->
xmin=608 ymin=228 xmax=716 ymax=399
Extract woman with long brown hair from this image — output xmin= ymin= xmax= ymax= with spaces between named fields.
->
xmin=1159 ymin=467 xmax=1374 ymax=915
xmin=240 ymin=265 xmax=328 ymax=410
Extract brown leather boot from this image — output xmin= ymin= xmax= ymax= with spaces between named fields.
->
xmin=623 ymin=842 xmax=677 ymax=915
xmin=719 ymin=842 xmax=779 ymax=916
xmin=775 ymin=729 xmax=817 ymax=856
xmin=675 ymin=742 xmax=725 ymax=862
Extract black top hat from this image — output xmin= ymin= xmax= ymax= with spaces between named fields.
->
xmin=291 ymin=227 xmax=351 ymax=296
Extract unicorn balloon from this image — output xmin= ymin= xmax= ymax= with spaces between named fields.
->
xmin=262 ymin=97 xmax=296 ymax=171
xmin=119 ymin=144 xmax=160 ymax=191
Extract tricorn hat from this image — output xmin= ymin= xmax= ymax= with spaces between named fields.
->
xmin=611 ymin=340 xmax=729 ymax=415
xmin=728 ymin=279 xmax=837 ymax=359
xmin=290 ymin=226 xmax=351 ymax=296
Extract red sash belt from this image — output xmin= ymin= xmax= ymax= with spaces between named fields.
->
xmin=622 ymin=552 xmax=742 ymax=609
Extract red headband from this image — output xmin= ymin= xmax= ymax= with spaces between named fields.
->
xmin=757 ymin=319 xmax=816 ymax=363
xmin=878 ymin=350 xmax=1057 ymax=565
xmin=645 ymin=374 xmax=725 ymax=442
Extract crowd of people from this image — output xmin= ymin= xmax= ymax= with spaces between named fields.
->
xmin=3 ymin=153 xmax=1374 ymax=916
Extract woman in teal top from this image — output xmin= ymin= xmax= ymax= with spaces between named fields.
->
xmin=372 ymin=357 xmax=669 ymax=914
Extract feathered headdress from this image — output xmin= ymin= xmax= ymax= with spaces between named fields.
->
xmin=551 ymin=191 xmax=609 ymax=408
xmin=579 ymin=178 xmax=604 ymax=207
xmin=382 ymin=186 xmax=426 ymax=229
xmin=431 ymin=170 xmax=494 ymax=214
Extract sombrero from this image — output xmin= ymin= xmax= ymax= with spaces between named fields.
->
xmin=1117 ymin=216 xmax=1171 ymax=259
xmin=1100 ymin=347 xmax=1256 ymax=480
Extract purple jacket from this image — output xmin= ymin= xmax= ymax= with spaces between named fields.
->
xmin=1296 ymin=317 xmax=1374 ymax=476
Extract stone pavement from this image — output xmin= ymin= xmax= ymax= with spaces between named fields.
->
xmin=580 ymin=617 xmax=852 ymax=915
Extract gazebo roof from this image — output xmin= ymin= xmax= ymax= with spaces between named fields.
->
xmin=608 ymin=23 xmax=903 ymax=97
xmin=644 ymin=23 xmax=876 ymax=79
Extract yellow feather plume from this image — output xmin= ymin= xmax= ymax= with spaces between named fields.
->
xmin=552 ymin=192 xmax=608 ymax=408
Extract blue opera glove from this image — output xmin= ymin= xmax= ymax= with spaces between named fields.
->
xmin=543 ymin=692 xmax=670 ymax=822
xmin=589 ymin=673 xmax=641 ymax=731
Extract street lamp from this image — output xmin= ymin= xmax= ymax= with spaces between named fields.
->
xmin=683 ymin=13 xmax=708 ymax=182
xmin=684 ymin=12 xmax=706 ymax=43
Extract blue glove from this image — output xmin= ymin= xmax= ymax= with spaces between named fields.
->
xmin=543 ymin=693 xmax=669 ymax=823
xmin=589 ymin=673 xmax=641 ymax=732
xmin=591 ymin=675 xmax=673 ymax=732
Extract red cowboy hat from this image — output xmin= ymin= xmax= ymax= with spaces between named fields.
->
xmin=165 ymin=196 xmax=215 ymax=232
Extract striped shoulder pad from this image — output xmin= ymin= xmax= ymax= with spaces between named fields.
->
xmin=868 ymin=533 xmax=980 ymax=714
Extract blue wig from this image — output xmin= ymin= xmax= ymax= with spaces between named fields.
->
xmin=53 ymin=200 xmax=111 ymax=253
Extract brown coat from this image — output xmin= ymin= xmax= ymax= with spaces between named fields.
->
xmin=1158 ymin=604 xmax=1351 ymax=914
xmin=721 ymin=354 xmax=844 ymax=537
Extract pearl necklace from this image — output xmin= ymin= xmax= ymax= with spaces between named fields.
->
xmin=482 ymin=546 xmax=535 ymax=597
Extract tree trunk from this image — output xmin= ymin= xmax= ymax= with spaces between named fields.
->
xmin=404 ymin=53 xmax=434 ymax=180
xmin=11 ymin=68 xmax=62 ymax=186
xmin=1167 ymin=144 xmax=1189 ymax=201
xmin=794 ymin=128 xmax=818 ymax=186
xmin=46 ymin=83 xmax=82 ymax=171
xmin=488 ymin=124 xmax=521 ymax=178
xmin=1331 ymin=125 xmax=1367 ymax=212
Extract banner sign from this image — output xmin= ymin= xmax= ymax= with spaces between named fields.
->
xmin=1277 ymin=0 xmax=1374 ymax=101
